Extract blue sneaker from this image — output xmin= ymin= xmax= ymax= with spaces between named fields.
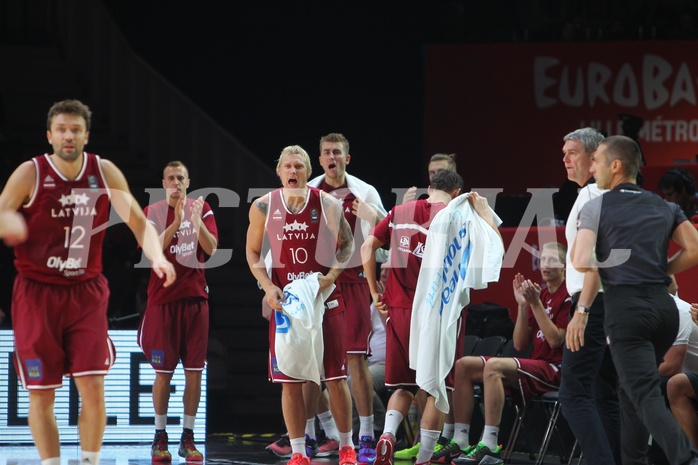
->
xmin=305 ymin=434 xmax=318 ymax=458
xmin=358 ymin=435 xmax=377 ymax=463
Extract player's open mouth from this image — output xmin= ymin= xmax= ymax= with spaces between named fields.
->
xmin=288 ymin=178 xmax=298 ymax=186
xmin=328 ymin=163 xmax=336 ymax=169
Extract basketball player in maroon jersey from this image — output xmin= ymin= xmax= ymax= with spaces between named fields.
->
xmin=361 ymin=171 xmax=498 ymax=465
xmin=246 ymin=145 xmax=358 ymax=465
xmin=308 ymin=132 xmax=387 ymax=461
xmin=446 ymin=242 xmax=570 ymax=464
xmin=140 ymin=161 xmax=218 ymax=461
xmin=0 ymin=99 xmax=176 ymax=465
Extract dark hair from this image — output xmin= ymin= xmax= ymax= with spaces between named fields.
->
xmin=430 ymin=169 xmax=463 ymax=193
xmin=600 ymin=135 xmax=642 ymax=179
xmin=658 ymin=167 xmax=696 ymax=197
xmin=163 ymin=160 xmax=189 ymax=178
xmin=319 ymin=133 xmax=349 ymax=154
xmin=47 ymin=99 xmax=92 ymax=131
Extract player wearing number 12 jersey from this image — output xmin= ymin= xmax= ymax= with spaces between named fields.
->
xmin=0 ymin=99 xmax=175 ymax=465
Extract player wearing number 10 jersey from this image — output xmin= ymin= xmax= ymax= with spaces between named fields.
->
xmin=246 ymin=145 xmax=359 ymax=465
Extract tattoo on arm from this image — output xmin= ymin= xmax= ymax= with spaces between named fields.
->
xmin=254 ymin=199 xmax=268 ymax=216
xmin=335 ymin=217 xmax=353 ymax=264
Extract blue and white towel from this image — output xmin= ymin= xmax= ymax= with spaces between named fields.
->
xmin=275 ymin=273 xmax=335 ymax=385
xmin=409 ymin=194 xmax=504 ymax=413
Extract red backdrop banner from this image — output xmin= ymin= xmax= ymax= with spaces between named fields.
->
xmin=426 ymin=42 xmax=698 ymax=193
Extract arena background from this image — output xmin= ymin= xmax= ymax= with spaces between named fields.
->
xmin=1 ymin=0 xmax=697 ymax=435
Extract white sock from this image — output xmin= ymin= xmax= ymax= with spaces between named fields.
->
xmin=359 ymin=415 xmax=374 ymax=439
xmin=339 ymin=430 xmax=354 ymax=449
xmin=416 ymin=428 xmax=441 ymax=464
xmin=441 ymin=423 xmax=454 ymax=440
xmin=154 ymin=413 xmax=167 ymax=430
xmin=290 ymin=437 xmax=306 ymax=456
xmin=383 ymin=409 xmax=404 ymax=436
xmin=183 ymin=414 xmax=196 ymax=431
xmin=452 ymin=423 xmax=470 ymax=449
xmin=41 ymin=459 xmax=61 ymax=465
xmin=481 ymin=425 xmax=499 ymax=450
xmin=81 ymin=450 xmax=100 ymax=465
xmin=317 ymin=411 xmax=340 ymax=440
xmin=305 ymin=418 xmax=316 ymax=438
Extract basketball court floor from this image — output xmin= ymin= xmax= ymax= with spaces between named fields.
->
xmin=0 ymin=434 xmax=575 ymax=465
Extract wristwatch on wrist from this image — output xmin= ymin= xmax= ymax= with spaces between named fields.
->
xmin=576 ymin=304 xmax=591 ymax=314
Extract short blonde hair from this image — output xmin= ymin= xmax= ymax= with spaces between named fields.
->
xmin=276 ymin=145 xmax=312 ymax=177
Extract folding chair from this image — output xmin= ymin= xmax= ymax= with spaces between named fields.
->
xmin=472 ymin=335 xmax=506 ymax=357
xmin=500 ymin=338 xmax=533 ymax=359
xmin=463 ymin=335 xmax=480 ymax=356
xmin=502 ymin=389 xmax=575 ymax=465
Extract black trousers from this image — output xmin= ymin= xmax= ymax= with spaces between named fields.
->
xmin=604 ymin=285 xmax=697 ymax=465
xmin=559 ymin=292 xmax=621 ymax=465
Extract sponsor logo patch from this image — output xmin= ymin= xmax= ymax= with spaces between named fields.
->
xmin=26 ymin=359 xmax=43 ymax=380
xmin=150 ymin=350 xmax=165 ymax=366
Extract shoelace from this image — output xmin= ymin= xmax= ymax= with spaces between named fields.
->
xmin=155 ymin=435 xmax=169 ymax=451
xmin=290 ymin=454 xmax=307 ymax=465
xmin=182 ymin=434 xmax=197 ymax=450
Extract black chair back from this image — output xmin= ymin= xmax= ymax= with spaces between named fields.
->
xmin=472 ymin=335 xmax=506 ymax=356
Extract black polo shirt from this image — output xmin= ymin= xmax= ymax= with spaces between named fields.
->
xmin=577 ymin=182 xmax=686 ymax=287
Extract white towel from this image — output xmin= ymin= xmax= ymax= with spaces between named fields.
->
xmin=308 ymin=173 xmax=388 ymax=241
xmin=275 ymin=273 xmax=335 ymax=385
xmin=308 ymin=173 xmax=389 ymax=263
xmin=409 ymin=194 xmax=504 ymax=413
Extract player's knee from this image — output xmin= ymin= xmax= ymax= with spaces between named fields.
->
xmin=483 ymin=357 xmax=504 ymax=375
xmin=667 ymin=374 xmax=692 ymax=403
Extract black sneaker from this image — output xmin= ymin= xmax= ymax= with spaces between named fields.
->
xmin=151 ymin=430 xmax=172 ymax=461
xmin=178 ymin=429 xmax=203 ymax=461
xmin=452 ymin=442 xmax=501 ymax=465
xmin=430 ymin=440 xmax=469 ymax=463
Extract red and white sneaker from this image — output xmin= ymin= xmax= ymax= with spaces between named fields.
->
xmin=287 ymin=452 xmax=311 ymax=465
xmin=374 ymin=433 xmax=396 ymax=465
xmin=339 ymin=445 xmax=359 ymax=465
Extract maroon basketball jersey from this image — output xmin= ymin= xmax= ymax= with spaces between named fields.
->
xmin=527 ymin=283 xmax=571 ymax=364
xmin=144 ymin=198 xmax=218 ymax=305
xmin=371 ymin=199 xmax=446 ymax=308
xmin=14 ymin=153 xmax=110 ymax=284
xmin=266 ymin=187 xmax=337 ymax=289
xmin=318 ymin=180 xmax=365 ymax=284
